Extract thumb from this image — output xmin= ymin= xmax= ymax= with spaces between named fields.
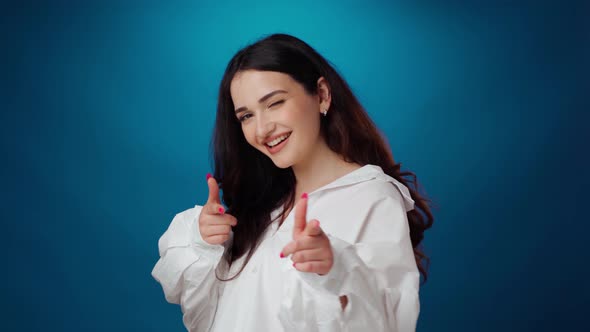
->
xmin=293 ymin=193 xmax=308 ymax=239
xmin=206 ymin=173 xmax=222 ymax=206
xmin=303 ymin=219 xmax=323 ymax=237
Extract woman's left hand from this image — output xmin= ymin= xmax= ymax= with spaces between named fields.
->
xmin=280 ymin=193 xmax=334 ymax=275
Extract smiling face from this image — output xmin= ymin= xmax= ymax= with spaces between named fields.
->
xmin=230 ymin=70 xmax=330 ymax=169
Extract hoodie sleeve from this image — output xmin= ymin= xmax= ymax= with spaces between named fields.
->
xmin=278 ymin=185 xmax=420 ymax=332
xmin=151 ymin=205 xmax=227 ymax=332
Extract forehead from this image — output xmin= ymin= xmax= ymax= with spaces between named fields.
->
xmin=230 ymin=70 xmax=299 ymax=104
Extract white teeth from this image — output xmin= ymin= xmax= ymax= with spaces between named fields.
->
xmin=267 ymin=133 xmax=290 ymax=147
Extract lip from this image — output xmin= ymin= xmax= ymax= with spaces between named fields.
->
xmin=265 ymin=133 xmax=291 ymax=155
xmin=262 ymin=132 xmax=292 ymax=145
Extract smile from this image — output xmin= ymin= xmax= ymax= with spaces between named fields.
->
xmin=265 ymin=133 xmax=291 ymax=154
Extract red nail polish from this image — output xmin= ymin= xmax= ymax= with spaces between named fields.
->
xmin=206 ymin=173 xmax=212 ymax=180
xmin=279 ymin=252 xmax=284 ymax=258
xmin=301 ymin=193 xmax=308 ymax=199
xmin=218 ymin=207 xmax=224 ymax=214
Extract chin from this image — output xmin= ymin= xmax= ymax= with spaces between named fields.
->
xmin=271 ymin=158 xmax=293 ymax=169
xmin=265 ymin=153 xmax=294 ymax=169
xmin=258 ymin=146 xmax=296 ymax=169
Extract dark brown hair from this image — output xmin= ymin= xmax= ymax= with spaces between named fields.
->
xmin=212 ymin=33 xmax=434 ymax=283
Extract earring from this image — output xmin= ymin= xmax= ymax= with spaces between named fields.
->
xmin=322 ymin=109 xmax=328 ymax=116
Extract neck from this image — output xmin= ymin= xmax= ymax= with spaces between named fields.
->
xmin=291 ymin=138 xmax=361 ymax=198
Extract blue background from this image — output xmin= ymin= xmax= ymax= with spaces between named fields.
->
xmin=2 ymin=1 xmax=588 ymax=331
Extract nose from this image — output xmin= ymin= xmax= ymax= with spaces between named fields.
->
xmin=255 ymin=113 xmax=276 ymax=142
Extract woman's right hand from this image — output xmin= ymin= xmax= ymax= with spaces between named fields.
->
xmin=198 ymin=174 xmax=238 ymax=245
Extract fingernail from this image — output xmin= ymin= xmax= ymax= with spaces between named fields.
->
xmin=293 ymin=263 xmax=297 ymax=268
xmin=279 ymin=252 xmax=284 ymax=258
xmin=301 ymin=193 xmax=308 ymax=199
xmin=218 ymin=207 xmax=224 ymax=214
xmin=206 ymin=173 xmax=212 ymax=180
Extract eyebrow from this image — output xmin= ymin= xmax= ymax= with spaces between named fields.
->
xmin=234 ymin=89 xmax=288 ymax=114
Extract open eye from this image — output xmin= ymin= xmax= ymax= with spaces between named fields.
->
xmin=238 ymin=113 xmax=252 ymax=122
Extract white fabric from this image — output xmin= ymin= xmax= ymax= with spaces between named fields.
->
xmin=152 ymin=164 xmax=420 ymax=332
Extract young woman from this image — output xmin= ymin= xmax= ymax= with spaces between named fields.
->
xmin=152 ymin=33 xmax=434 ymax=332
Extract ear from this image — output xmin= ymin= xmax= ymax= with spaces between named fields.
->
xmin=316 ymin=77 xmax=331 ymax=114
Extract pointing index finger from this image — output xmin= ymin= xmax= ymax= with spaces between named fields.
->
xmin=206 ymin=173 xmax=221 ymax=205
xmin=293 ymin=193 xmax=308 ymax=239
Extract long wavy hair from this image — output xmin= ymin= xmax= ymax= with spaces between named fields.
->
xmin=212 ymin=33 xmax=434 ymax=283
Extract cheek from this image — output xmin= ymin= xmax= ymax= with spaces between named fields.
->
xmin=241 ymin=125 xmax=253 ymax=144
xmin=288 ymin=110 xmax=321 ymax=156
xmin=293 ymin=104 xmax=320 ymax=136
xmin=241 ymin=124 xmax=260 ymax=149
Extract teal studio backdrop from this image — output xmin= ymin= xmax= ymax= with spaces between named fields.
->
xmin=2 ymin=1 xmax=588 ymax=331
